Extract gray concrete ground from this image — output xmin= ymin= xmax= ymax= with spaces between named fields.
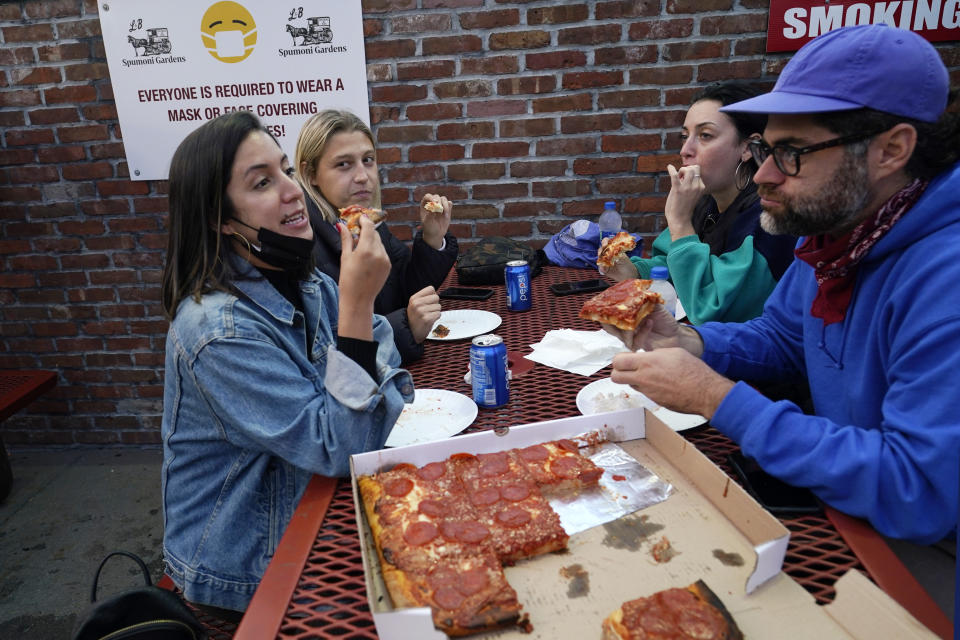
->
xmin=0 ymin=447 xmax=163 ymax=639
xmin=0 ymin=445 xmax=953 ymax=638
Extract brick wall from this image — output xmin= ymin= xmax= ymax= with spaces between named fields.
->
xmin=1 ymin=0 xmax=958 ymax=444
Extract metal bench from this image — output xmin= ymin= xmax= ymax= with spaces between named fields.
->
xmin=0 ymin=370 xmax=57 ymax=501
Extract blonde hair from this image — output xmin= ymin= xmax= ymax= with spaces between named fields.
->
xmin=295 ymin=109 xmax=382 ymax=224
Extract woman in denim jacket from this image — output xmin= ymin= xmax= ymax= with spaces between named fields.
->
xmin=159 ymin=112 xmax=413 ymax=617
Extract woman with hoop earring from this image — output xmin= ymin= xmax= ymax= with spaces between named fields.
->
xmin=605 ymin=81 xmax=798 ymax=324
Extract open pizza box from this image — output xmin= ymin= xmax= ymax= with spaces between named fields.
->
xmin=349 ymin=409 xmax=937 ymax=640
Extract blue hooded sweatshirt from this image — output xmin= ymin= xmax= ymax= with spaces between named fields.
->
xmin=697 ymin=161 xmax=960 ymax=543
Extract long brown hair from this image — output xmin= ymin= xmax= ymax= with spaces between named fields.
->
xmin=295 ymin=109 xmax=381 ymax=223
xmin=160 ymin=111 xmax=271 ymax=319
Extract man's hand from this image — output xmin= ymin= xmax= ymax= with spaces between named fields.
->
xmin=600 ymin=305 xmax=704 ymax=355
xmin=420 ymin=194 xmax=452 ymax=250
xmin=337 ymin=216 xmax=391 ymax=340
xmin=611 ymin=348 xmax=734 ymax=419
xmin=407 ymin=286 xmax=442 ymax=343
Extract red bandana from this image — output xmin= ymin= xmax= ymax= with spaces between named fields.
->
xmin=794 ymin=178 xmax=928 ymax=325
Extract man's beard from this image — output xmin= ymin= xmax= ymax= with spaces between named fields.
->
xmin=759 ymin=148 xmax=873 ymax=237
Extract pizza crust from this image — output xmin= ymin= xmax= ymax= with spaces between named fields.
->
xmin=424 ymin=200 xmax=444 ymax=213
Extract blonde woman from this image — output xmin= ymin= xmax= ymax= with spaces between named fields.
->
xmin=296 ymin=110 xmax=458 ymax=363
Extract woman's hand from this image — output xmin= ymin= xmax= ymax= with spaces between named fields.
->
xmin=610 ymin=348 xmax=733 ymax=419
xmin=406 ymin=286 xmax=442 ymax=343
xmin=600 ymin=305 xmax=703 ymax=354
xmin=420 ymin=194 xmax=452 ymax=250
xmin=664 ymin=163 xmax=705 ymax=242
xmin=337 ymin=217 xmax=391 ymax=340
xmin=602 ymin=255 xmax=639 ymax=281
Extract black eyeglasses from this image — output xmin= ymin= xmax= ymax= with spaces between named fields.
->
xmin=747 ymin=130 xmax=883 ymax=177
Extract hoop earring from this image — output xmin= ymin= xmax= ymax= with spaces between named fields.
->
xmin=231 ymin=232 xmax=253 ymax=255
xmin=735 ymin=159 xmax=752 ymax=191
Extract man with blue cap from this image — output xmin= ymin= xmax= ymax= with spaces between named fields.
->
xmin=604 ymin=24 xmax=960 ymax=545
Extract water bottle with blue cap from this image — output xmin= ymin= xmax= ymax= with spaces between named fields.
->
xmin=648 ymin=266 xmax=677 ymax=318
xmin=598 ymin=201 xmax=621 ymax=243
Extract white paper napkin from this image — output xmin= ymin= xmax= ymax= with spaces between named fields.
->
xmin=524 ymin=329 xmax=628 ymax=376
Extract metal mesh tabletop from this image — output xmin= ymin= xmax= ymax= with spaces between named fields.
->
xmin=236 ymin=266 xmax=940 ymax=639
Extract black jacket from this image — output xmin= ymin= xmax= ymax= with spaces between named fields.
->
xmin=307 ymin=197 xmax=458 ymax=363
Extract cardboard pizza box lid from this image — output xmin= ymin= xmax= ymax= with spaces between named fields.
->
xmin=350 ymin=409 xmax=937 ymax=640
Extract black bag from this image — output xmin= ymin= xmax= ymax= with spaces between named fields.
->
xmin=455 ymin=236 xmax=545 ymax=285
xmin=72 ymin=551 xmax=207 ymax=640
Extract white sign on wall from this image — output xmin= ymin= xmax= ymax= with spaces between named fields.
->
xmin=98 ymin=1 xmax=369 ymax=180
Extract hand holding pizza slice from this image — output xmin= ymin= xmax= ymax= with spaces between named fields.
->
xmin=597 ymin=231 xmax=637 ymax=271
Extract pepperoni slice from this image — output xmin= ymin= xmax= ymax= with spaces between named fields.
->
xmin=417 ymin=461 xmax=446 ymax=481
xmin=660 ymin=588 xmax=697 ymax=609
xmin=391 ymin=463 xmax=417 ymax=473
xmin=457 ymin=568 xmax=490 ymax=596
xmin=500 ymin=483 xmax=530 ymax=502
xmin=426 ymin=566 xmax=459 ymax=589
xmin=579 ymin=467 xmax=603 ymax=484
xmin=518 ymin=444 xmax=548 ymax=462
xmin=677 ymin=603 xmax=723 ymax=637
xmin=556 ymin=439 xmax=579 ymax=453
xmin=549 ymin=456 xmax=581 ymax=479
xmin=418 ymin=499 xmax=446 ymax=518
xmin=469 ymin=487 xmax=500 ymax=506
xmin=433 ymin=585 xmax=466 ymax=610
xmin=478 ymin=452 xmax=510 ymax=477
xmin=384 ymin=477 xmax=414 ymax=497
xmin=402 ymin=521 xmax=438 ymax=546
xmin=455 ymin=521 xmax=490 ymax=544
xmin=496 ymin=506 xmax=532 ymax=528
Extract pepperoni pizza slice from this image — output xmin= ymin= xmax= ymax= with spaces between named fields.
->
xmin=601 ymin=580 xmax=744 ymax=640
xmin=383 ymin=551 xmax=523 ymax=637
xmin=579 ymin=278 xmax=664 ymax=331
xmin=597 ymin=231 xmax=637 ymax=270
xmin=513 ymin=439 xmax=604 ymax=497
xmin=453 ymin=453 xmax=568 ymax=564
xmin=338 ymin=204 xmax=387 ymax=234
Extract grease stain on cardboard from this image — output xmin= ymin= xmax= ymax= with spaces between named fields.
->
xmin=601 ymin=514 xmax=664 ymax=551
xmin=559 ymin=563 xmax=590 ymax=598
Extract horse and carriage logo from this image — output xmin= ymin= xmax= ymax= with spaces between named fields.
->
xmin=285 ymin=16 xmax=333 ymax=46
xmin=127 ymin=20 xmax=172 ymax=56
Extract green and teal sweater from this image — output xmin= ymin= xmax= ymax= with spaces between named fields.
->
xmin=631 ymin=185 xmax=797 ymax=325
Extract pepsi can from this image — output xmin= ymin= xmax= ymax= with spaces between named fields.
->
xmin=470 ymin=334 xmax=509 ymax=408
xmin=505 ymin=260 xmax=531 ymax=312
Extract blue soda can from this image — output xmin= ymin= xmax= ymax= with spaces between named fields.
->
xmin=504 ymin=260 xmax=531 ymax=311
xmin=470 ymin=334 xmax=509 ymax=408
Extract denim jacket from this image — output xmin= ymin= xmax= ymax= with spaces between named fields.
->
xmin=161 ymin=259 xmax=414 ymax=611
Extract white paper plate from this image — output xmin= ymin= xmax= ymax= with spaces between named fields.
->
xmin=575 ymin=377 xmax=706 ymax=432
xmin=385 ymin=389 xmax=478 ymax=447
xmin=427 ymin=310 xmax=502 ymax=341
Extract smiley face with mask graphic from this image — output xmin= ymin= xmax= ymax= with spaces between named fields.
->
xmin=159 ymin=111 xmax=412 ymax=615
xmin=200 ymin=0 xmax=258 ymax=63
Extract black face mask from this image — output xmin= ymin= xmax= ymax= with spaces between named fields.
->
xmin=230 ymin=218 xmax=315 ymax=274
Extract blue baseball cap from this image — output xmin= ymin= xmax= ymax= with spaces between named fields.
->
xmin=721 ymin=25 xmax=949 ymax=123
